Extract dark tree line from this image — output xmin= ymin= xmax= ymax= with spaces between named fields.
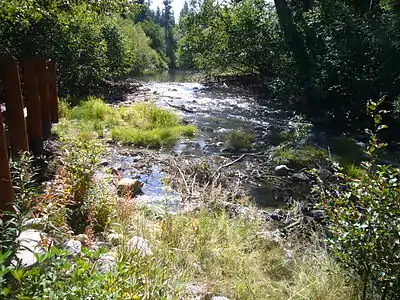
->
xmin=178 ymin=0 xmax=400 ymax=136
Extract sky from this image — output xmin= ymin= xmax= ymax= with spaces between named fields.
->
xmin=150 ymin=0 xmax=186 ymax=21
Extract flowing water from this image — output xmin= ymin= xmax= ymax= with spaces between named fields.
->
xmin=109 ymin=71 xmax=305 ymax=211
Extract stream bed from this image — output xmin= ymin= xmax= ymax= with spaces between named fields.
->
xmin=106 ymin=71 xmax=311 ymax=212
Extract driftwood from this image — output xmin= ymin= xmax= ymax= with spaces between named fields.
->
xmin=163 ymin=100 xmax=195 ymax=113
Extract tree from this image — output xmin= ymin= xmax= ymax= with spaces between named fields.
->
xmin=163 ymin=0 xmax=176 ymax=67
xmin=155 ymin=7 xmax=162 ymax=25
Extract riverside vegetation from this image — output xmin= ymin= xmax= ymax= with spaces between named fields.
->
xmin=1 ymin=97 xmax=398 ymax=299
xmin=1 ymin=0 xmax=400 ymax=299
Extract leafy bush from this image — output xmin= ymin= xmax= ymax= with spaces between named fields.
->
xmin=315 ymin=99 xmax=400 ymax=299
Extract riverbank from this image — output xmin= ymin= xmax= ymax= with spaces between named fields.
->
xmin=3 ymin=77 xmax=392 ymax=299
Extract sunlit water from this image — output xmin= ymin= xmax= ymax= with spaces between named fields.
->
xmin=110 ymin=71 xmax=302 ymax=211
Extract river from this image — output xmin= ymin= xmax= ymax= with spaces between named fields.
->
xmin=107 ymin=71 xmax=313 ymax=212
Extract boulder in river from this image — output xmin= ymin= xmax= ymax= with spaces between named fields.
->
xmin=274 ymin=165 xmax=291 ymax=176
xmin=117 ymin=178 xmax=143 ymax=197
xmin=201 ymin=126 xmax=215 ymax=132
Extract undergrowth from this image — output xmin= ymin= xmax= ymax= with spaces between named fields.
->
xmin=109 ymin=204 xmax=359 ymax=300
xmin=58 ymin=97 xmax=196 ymax=147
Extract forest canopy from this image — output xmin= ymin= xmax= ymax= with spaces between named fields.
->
xmin=178 ymin=0 xmax=400 ymax=133
xmin=0 ymin=0 xmax=178 ymax=95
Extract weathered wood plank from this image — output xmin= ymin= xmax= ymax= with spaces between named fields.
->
xmin=0 ymin=110 xmax=15 ymax=211
xmin=21 ymin=58 xmax=43 ymax=155
xmin=47 ymin=60 xmax=59 ymax=123
xmin=0 ymin=56 xmax=29 ymax=155
xmin=37 ymin=59 xmax=51 ymax=137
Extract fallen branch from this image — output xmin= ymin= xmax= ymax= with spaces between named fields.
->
xmin=163 ymin=100 xmax=195 ymax=113
xmin=213 ymin=154 xmax=246 ymax=177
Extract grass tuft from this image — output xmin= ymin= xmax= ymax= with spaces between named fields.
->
xmin=274 ymin=145 xmax=329 ymax=169
xmin=57 ymin=97 xmax=197 ymax=147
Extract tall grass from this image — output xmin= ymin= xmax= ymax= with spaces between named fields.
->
xmin=111 ymin=205 xmax=359 ymax=300
xmin=58 ymin=97 xmax=196 ymax=147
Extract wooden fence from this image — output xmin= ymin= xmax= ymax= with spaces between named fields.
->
xmin=0 ymin=56 xmax=59 ymax=210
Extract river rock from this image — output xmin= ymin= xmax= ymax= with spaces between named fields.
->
xmin=307 ymin=209 xmax=325 ymax=221
xmin=117 ymin=178 xmax=143 ymax=196
xmin=274 ymin=165 xmax=291 ymax=176
xmin=96 ymin=253 xmax=117 ymax=273
xmin=212 ymin=297 xmax=230 ymax=300
xmin=13 ymin=229 xmax=50 ymax=267
xmin=64 ymin=239 xmax=82 ymax=255
xmin=291 ymin=172 xmax=309 ymax=182
xmin=127 ymin=236 xmax=153 ymax=257
xmin=201 ymin=126 xmax=214 ymax=132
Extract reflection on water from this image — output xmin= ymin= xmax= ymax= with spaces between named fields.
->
xmin=136 ymin=70 xmax=200 ymax=83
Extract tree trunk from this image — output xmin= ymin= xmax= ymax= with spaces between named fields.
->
xmin=273 ymin=0 xmax=312 ymax=98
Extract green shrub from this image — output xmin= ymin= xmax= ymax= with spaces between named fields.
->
xmin=315 ymin=99 xmax=400 ymax=299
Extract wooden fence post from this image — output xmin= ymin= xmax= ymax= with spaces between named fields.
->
xmin=0 ymin=110 xmax=15 ymax=211
xmin=21 ymin=58 xmax=43 ymax=155
xmin=0 ymin=56 xmax=29 ymax=156
xmin=47 ymin=60 xmax=59 ymax=123
xmin=37 ymin=59 xmax=51 ymax=137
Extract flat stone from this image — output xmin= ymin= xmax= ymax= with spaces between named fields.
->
xmin=127 ymin=236 xmax=152 ymax=257
xmin=274 ymin=165 xmax=291 ymax=176
xmin=117 ymin=178 xmax=143 ymax=197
